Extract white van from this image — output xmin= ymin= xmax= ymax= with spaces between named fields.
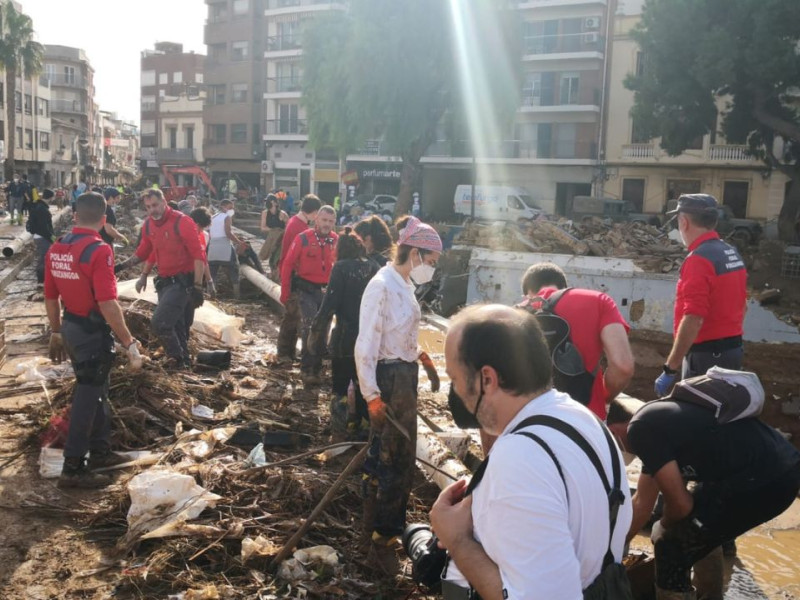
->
xmin=454 ymin=185 xmax=542 ymax=222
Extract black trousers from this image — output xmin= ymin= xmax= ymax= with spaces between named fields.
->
xmin=682 ymin=344 xmax=743 ymax=379
xmin=655 ymin=462 xmax=800 ymax=592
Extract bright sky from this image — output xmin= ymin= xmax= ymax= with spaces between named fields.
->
xmin=20 ymin=0 xmax=206 ymax=125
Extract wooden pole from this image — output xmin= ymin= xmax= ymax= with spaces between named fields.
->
xmin=268 ymin=444 xmax=368 ymax=571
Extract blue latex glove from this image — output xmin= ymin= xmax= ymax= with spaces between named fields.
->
xmin=654 ymin=371 xmax=678 ymax=397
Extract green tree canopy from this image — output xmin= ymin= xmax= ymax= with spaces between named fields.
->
xmin=302 ymin=0 xmax=520 ymax=216
xmin=0 ymin=2 xmax=44 ymax=180
xmin=625 ymin=0 xmax=800 ymax=239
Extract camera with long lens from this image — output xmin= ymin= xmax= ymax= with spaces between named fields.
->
xmin=402 ymin=523 xmax=448 ymax=589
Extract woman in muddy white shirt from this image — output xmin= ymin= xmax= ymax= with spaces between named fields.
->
xmin=355 ymin=216 xmax=442 ymax=544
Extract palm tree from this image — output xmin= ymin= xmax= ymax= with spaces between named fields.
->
xmin=0 ymin=2 xmax=43 ymax=181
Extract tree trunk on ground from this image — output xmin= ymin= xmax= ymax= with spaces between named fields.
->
xmin=4 ymin=67 xmax=17 ymax=181
xmin=778 ymin=176 xmax=800 ymax=243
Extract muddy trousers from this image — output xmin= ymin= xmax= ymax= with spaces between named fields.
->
xmin=277 ymin=287 xmax=325 ymax=371
xmin=34 ymin=237 xmax=52 ymax=284
xmin=8 ymin=195 xmax=23 ymax=221
xmin=363 ymin=361 xmax=418 ymax=537
xmin=61 ymin=320 xmax=114 ymax=460
xmin=654 ymin=462 xmax=800 ymax=594
xmin=152 ymin=279 xmax=193 ymax=363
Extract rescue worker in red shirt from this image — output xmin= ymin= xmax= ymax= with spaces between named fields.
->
xmin=517 ymin=262 xmax=635 ymax=419
xmin=279 ymin=204 xmax=338 ymax=383
xmin=115 ymin=189 xmax=206 ymax=368
xmin=655 ymin=194 xmax=747 ymax=397
xmin=275 ymin=194 xmax=322 ymax=362
xmin=45 ymin=192 xmax=143 ymax=488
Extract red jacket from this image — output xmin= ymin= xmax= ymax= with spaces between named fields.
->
xmin=280 ymin=228 xmax=338 ymax=303
xmin=44 ymin=228 xmax=117 ymax=317
xmin=135 ymin=208 xmax=205 ymax=277
xmin=674 ymin=231 xmax=746 ymax=343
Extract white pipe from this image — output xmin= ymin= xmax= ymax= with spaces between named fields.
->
xmin=240 ymin=265 xmax=283 ymax=305
xmin=2 ymin=206 xmax=73 ymax=258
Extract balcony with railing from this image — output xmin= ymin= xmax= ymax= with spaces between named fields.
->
xmin=622 ymin=143 xmax=655 ymax=159
xmin=45 ymin=73 xmax=87 ymax=88
xmin=158 ymin=148 xmax=196 ymax=162
xmin=265 ymin=35 xmax=302 ymax=55
xmin=709 ymin=144 xmax=751 ymax=161
xmin=264 ymin=118 xmax=308 ymax=136
xmin=620 ymin=142 xmax=758 ymax=163
xmin=265 ymin=76 xmax=303 ymax=95
xmin=523 ymin=32 xmax=605 ymax=58
xmin=265 ymin=0 xmax=345 ymax=17
xmin=50 ymin=99 xmax=86 ymax=114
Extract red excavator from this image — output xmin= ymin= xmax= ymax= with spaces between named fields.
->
xmin=161 ymin=165 xmax=217 ymax=203
xmin=161 ymin=165 xmax=253 ymax=203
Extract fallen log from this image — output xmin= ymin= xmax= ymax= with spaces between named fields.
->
xmin=416 ymin=418 xmax=471 ymax=490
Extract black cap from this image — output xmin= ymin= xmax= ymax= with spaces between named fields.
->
xmin=666 ymin=193 xmax=718 ymax=216
xmin=103 ymin=186 xmax=120 ymax=199
xmin=42 ymin=188 xmax=55 ymax=200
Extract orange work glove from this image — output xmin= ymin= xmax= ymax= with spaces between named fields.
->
xmin=367 ymin=396 xmax=387 ymax=430
xmin=419 ymin=351 xmax=440 ymax=393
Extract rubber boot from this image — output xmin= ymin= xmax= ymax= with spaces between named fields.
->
xmin=656 ymin=587 xmax=697 ymax=600
xmin=58 ymin=457 xmax=112 ymax=489
xmin=692 ymin=546 xmax=724 ymax=600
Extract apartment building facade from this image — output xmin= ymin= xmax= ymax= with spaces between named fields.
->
xmin=203 ymin=0 xmax=267 ymax=190
xmin=43 ymin=45 xmax=97 ymax=187
xmin=0 ymin=72 xmax=52 ymax=185
xmin=99 ymin=111 xmax=139 ymax=186
xmin=602 ymin=0 xmax=788 ymax=220
xmin=140 ymin=42 xmax=205 ymax=185
xmin=260 ymin=0 xmax=344 ymax=202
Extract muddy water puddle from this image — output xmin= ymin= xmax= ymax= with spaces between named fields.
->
xmin=416 ymin=322 xmax=800 ymax=598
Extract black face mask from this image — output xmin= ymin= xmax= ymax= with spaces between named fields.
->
xmin=447 ymin=380 xmax=482 ymax=430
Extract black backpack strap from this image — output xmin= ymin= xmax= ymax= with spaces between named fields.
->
xmin=144 ymin=218 xmax=151 ymax=237
xmin=512 ymin=414 xmax=625 ymax=568
xmin=515 ymin=431 xmax=569 ymax=504
xmin=541 ymin=287 xmax=571 ymax=312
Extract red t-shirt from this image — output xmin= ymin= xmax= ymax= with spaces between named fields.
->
xmin=135 ymin=208 xmax=205 ymax=277
xmin=532 ymin=287 xmax=629 ymax=419
xmin=44 ymin=227 xmax=118 ymax=316
xmin=279 ymin=215 xmax=310 ymax=268
xmin=674 ymin=231 xmax=746 ymax=343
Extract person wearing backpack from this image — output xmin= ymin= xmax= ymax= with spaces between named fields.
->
xmin=114 ymin=189 xmax=206 ymax=369
xmin=517 ymin=262 xmax=634 ymax=420
xmin=431 ymin=304 xmax=633 ymax=600
xmin=607 ymin=395 xmax=800 ymax=600
xmin=27 ymin=188 xmax=55 ymax=284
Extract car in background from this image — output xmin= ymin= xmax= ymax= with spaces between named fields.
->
xmin=364 ymin=194 xmax=398 ymax=224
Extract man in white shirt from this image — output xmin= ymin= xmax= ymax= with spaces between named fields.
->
xmin=430 ymin=304 xmax=633 ymax=600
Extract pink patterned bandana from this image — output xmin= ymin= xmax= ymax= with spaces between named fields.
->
xmin=397 ymin=216 xmax=442 ymax=253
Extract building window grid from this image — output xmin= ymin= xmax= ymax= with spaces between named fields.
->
xmin=231 ymin=41 xmax=249 ymax=61
xmin=232 ymin=83 xmax=248 ymax=103
xmin=231 ymin=123 xmax=247 ymax=143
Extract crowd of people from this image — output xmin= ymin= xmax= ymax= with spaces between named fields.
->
xmin=35 ymin=185 xmax=800 ymax=599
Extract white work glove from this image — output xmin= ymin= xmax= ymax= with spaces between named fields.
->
xmin=125 ymin=339 xmax=144 ymax=371
xmin=135 ymin=273 xmax=148 ymax=294
xmin=206 ymin=279 xmax=217 ymax=298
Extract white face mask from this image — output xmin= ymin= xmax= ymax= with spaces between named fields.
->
xmin=227 ymin=209 xmax=235 ymax=217
xmin=410 ymin=252 xmax=435 ymax=285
